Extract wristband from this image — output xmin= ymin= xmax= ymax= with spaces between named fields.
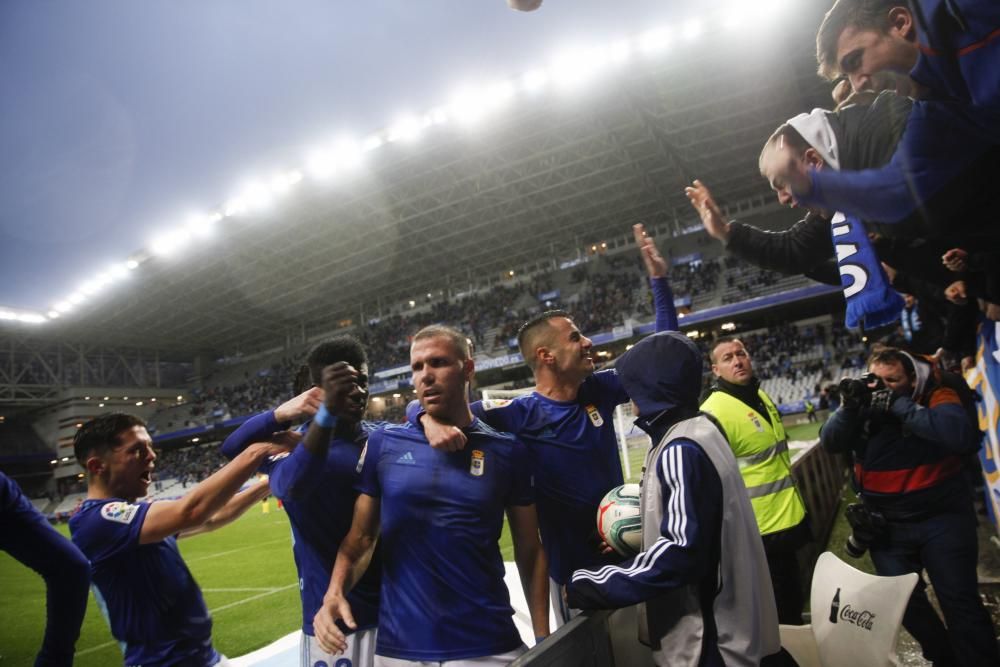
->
xmin=314 ymin=404 xmax=338 ymax=429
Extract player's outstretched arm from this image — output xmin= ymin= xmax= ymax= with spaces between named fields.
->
xmin=178 ymin=478 xmax=272 ymax=539
xmin=219 ymin=387 xmax=321 ymax=460
xmin=406 ymin=400 xmax=468 ymax=452
xmin=634 ymin=223 xmax=678 ymax=332
xmin=315 ymin=493 xmax=381 ymax=654
xmin=507 ymin=503 xmax=550 ymax=640
xmin=140 ymin=442 xmax=285 ymax=544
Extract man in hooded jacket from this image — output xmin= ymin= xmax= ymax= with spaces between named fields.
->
xmin=566 ymin=331 xmax=779 ymax=667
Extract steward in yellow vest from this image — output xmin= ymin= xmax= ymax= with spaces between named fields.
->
xmin=701 ymin=338 xmax=810 ymax=626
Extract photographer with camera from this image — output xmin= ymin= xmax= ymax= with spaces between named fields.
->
xmin=820 ymin=348 xmax=997 ymax=667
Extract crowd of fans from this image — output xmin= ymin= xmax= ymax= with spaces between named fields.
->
xmin=151 ymin=444 xmax=228 ymax=490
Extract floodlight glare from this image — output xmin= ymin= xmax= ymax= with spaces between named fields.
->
xmin=521 ymin=69 xmax=549 ymax=93
xmin=47 ymin=310 xmax=60 ymax=319
xmin=224 ymin=198 xmax=248 ymax=217
xmin=125 ymin=259 xmax=140 ymax=270
xmin=241 ymin=182 xmax=273 ymax=210
xmin=449 ymin=89 xmax=488 ymax=124
xmin=68 ymin=293 xmax=86 ymax=305
xmin=306 ymin=149 xmax=337 ymax=179
xmin=109 ymin=263 xmax=129 ymax=280
xmin=54 ymin=302 xmax=73 ymax=314
xmin=549 ymin=49 xmax=600 ymax=88
xmin=387 ymin=116 xmax=423 ymax=142
xmin=639 ymin=27 xmax=671 ymax=54
xmin=17 ymin=313 xmax=45 ymax=324
xmin=362 ymin=134 xmax=384 ymax=152
xmin=682 ymin=20 xmax=703 ymax=41
xmin=333 ymin=138 xmax=364 ymax=169
xmin=608 ymin=40 xmax=632 ymax=65
xmin=428 ymin=107 xmax=449 ymax=125
xmin=485 ymin=81 xmax=515 ymax=108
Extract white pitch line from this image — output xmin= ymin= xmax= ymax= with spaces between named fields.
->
xmin=202 ymin=587 xmax=280 ymax=593
xmin=209 ymin=582 xmax=298 ymax=613
xmin=74 ymin=583 xmax=299 ymax=659
xmin=185 ymin=537 xmax=289 ymax=562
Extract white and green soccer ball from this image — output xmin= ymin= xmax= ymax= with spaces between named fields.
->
xmin=596 ymin=483 xmax=642 ymax=557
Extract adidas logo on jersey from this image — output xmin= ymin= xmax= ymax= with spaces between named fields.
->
xmin=396 ymin=451 xmax=416 ymax=465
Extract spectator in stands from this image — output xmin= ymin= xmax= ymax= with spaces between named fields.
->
xmin=408 ymin=224 xmax=679 ymax=628
xmin=567 ymin=331 xmax=780 ymax=667
xmin=1 ymin=470 xmax=90 ymax=667
xmin=70 ymin=413 xmax=278 ymax=667
xmin=821 ymin=348 xmax=998 ymax=666
xmin=700 ymin=338 xmax=811 ymax=631
xmin=313 ymin=326 xmax=549 ymax=663
xmin=797 ymin=1 xmax=1000 ymax=233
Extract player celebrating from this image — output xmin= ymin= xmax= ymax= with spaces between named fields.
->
xmin=314 ymin=325 xmax=549 ymax=665
xmin=219 ymin=336 xmax=390 ymax=666
xmin=411 ymin=224 xmax=678 ymax=624
xmin=70 ymin=413 xmax=277 ymax=667
xmin=1 ymin=470 xmax=90 ymax=667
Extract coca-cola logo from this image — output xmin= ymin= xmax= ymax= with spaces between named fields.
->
xmin=839 ymin=604 xmax=876 ymax=631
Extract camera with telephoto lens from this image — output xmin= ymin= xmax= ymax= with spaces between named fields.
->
xmin=844 ymin=503 xmax=888 ymax=558
xmin=838 ymin=373 xmax=885 ymax=410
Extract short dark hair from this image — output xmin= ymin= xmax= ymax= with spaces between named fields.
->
xmin=817 ymin=0 xmax=898 ymax=80
xmin=867 ymin=346 xmax=915 ymax=378
xmin=709 ymin=336 xmax=747 ymax=364
xmin=306 ymin=335 xmax=367 ymax=385
xmin=759 ymin=124 xmax=812 ymax=174
xmin=517 ymin=310 xmax=572 ymax=371
xmin=73 ymin=413 xmax=146 ymax=465
xmin=412 ymin=325 xmax=472 ymax=361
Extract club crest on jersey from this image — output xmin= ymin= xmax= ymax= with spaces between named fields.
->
xmin=586 ymin=404 xmax=604 ymax=427
xmin=101 ymin=501 xmax=140 ymax=525
xmin=748 ymin=412 xmax=764 ymax=432
xmin=483 ymin=399 xmax=512 ymax=411
xmin=470 ymin=449 xmax=485 ymax=477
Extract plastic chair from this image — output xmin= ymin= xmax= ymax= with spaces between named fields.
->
xmin=779 ymin=551 xmax=918 ymax=667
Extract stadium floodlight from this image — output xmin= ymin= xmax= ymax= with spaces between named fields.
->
xmin=485 ymin=81 xmax=515 ymax=109
xmin=387 ymin=115 xmax=423 ymax=143
xmin=125 ymin=259 xmax=140 ymax=270
xmin=240 ymin=182 xmax=273 ymax=211
xmin=269 ymin=171 xmax=301 ymax=196
xmin=521 ymin=68 xmax=549 ymax=93
xmin=60 ymin=456 xmax=70 ymax=462
xmin=448 ymin=88 xmax=489 ymax=125
xmin=638 ymin=27 xmax=671 ymax=55
xmin=185 ymin=213 xmax=216 ymax=240
xmin=80 ymin=280 xmax=100 ymax=296
xmin=50 ymin=459 xmax=58 ymax=465
xmin=427 ymin=107 xmax=449 ymax=125
xmin=0 ymin=311 xmax=14 ymax=321
xmin=682 ymin=19 xmax=703 ymax=41
xmin=549 ymin=47 xmax=608 ymax=88
xmin=223 ymin=197 xmax=248 ymax=217
xmin=150 ymin=228 xmax=191 ymax=257
xmin=108 ymin=263 xmax=129 ymax=280
xmin=47 ymin=310 xmax=60 ymax=319
xmin=18 ymin=313 xmax=45 ymax=324
xmin=362 ymin=134 xmax=384 ymax=152
xmin=306 ymin=149 xmax=337 ymax=179
xmin=68 ymin=293 xmax=86 ymax=305
xmin=53 ymin=302 xmax=72 ymax=314
xmin=608 ymin=39 xmax=632 ymax=65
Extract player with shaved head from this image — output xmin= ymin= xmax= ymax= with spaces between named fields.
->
xmin=409 ymin=224 xmax=679 ymax=625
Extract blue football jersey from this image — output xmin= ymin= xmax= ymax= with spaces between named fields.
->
xmin=471 ymin=368 xmax=628 ymax=584
xmin=356 ymin=420 xmax=533 ymax=662
xmin=266 ymin=418 xmax=387 ymax=636
xmin=69 ymin=499 xmax=218 ymax=667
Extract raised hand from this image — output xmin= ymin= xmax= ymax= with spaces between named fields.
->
xmin=321 ymin=362 xmax=368 ymax=421
xmin=633 ymin=223 xmax=668 ymax=278
xmin=274 ymin=386 xmax=324 ymax=424
xmin=684 ymin=180 xmax=730 ymax=242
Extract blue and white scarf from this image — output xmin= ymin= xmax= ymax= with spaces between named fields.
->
xmin=788 ymin=110 xmax=903 ymax=331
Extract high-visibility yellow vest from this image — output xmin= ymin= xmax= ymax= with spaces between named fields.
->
xmin=700 ymin=388 xmax=806 ymax=536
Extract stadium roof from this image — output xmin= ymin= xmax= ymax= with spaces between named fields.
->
xmin=3 ymin=3 xmax=833 ymax=357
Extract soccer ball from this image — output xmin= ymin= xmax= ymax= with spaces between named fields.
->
xmin=596 ymin=483 xmax=642 ymax=557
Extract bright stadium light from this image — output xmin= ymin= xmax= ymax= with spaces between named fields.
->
xmin=125 ymin=259 xmax=140 ymax=270
xmin=427 ymin=107 xmax=449 ymax=125
xmin=449 ymin=88 xmax=489 ymax=125
xmin=17 ymin=313 xmax=45 ymax=324
xmin=485 ymin=81 xmax=515 ymax=108
xmin=682 ymin=19 xmax=703 ymax=41
xmin=387 ymin=115 xmax=423 ymax=143
xmin=306 ymin=149 xmax=337 ymax=179
xmin=150 ymin=228 xmax=192 ymax=257
xmin=53 ymin=301 xmax=73 ymax=314
xmin=223 ymin=197 xmax=248 ymax=217
xmin=639 ymin=27 xmax=671 ymax=54
xmin=109 ymin=263 xmax=129 ymax=280
xmin=240 ymin=182 xmax=273 ymax=210
xmin=521 ymin=68 xmax=549 ymax=93
xmin=549 ymin=47 xmax=607 ymax=88
xmin=79 ymin=280 xmax=99 ymax=296
xmin=608 ymin=39 xmax=632 ymax=65
xmin=68 ymin=293 xmax=86 ymax=305
xmin=362 ymin=134 xmax=384 ymax=152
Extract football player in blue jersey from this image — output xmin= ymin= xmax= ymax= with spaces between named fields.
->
xmin=1 ymin=470 xmax=90 ymax=667
xmin=409 ymin=224 xmax=678 ymax=626
xmin=69 ymin=413 xmax=279 ymax=667
xmin=219 ymin=336 xmax=392 ymax=667
xmin=313 ymin=325 xmax=550 ymax=666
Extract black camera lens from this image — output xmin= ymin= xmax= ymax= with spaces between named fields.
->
xmin=845 ymin=534 xmax=868 ymax=558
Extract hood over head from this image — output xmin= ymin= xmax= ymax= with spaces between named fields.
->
xmin=615 ymin=331 xmax=704 ymax=418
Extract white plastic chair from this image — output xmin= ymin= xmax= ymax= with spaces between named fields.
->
xmin=779 ymin=551 xmax=918 ymax=667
